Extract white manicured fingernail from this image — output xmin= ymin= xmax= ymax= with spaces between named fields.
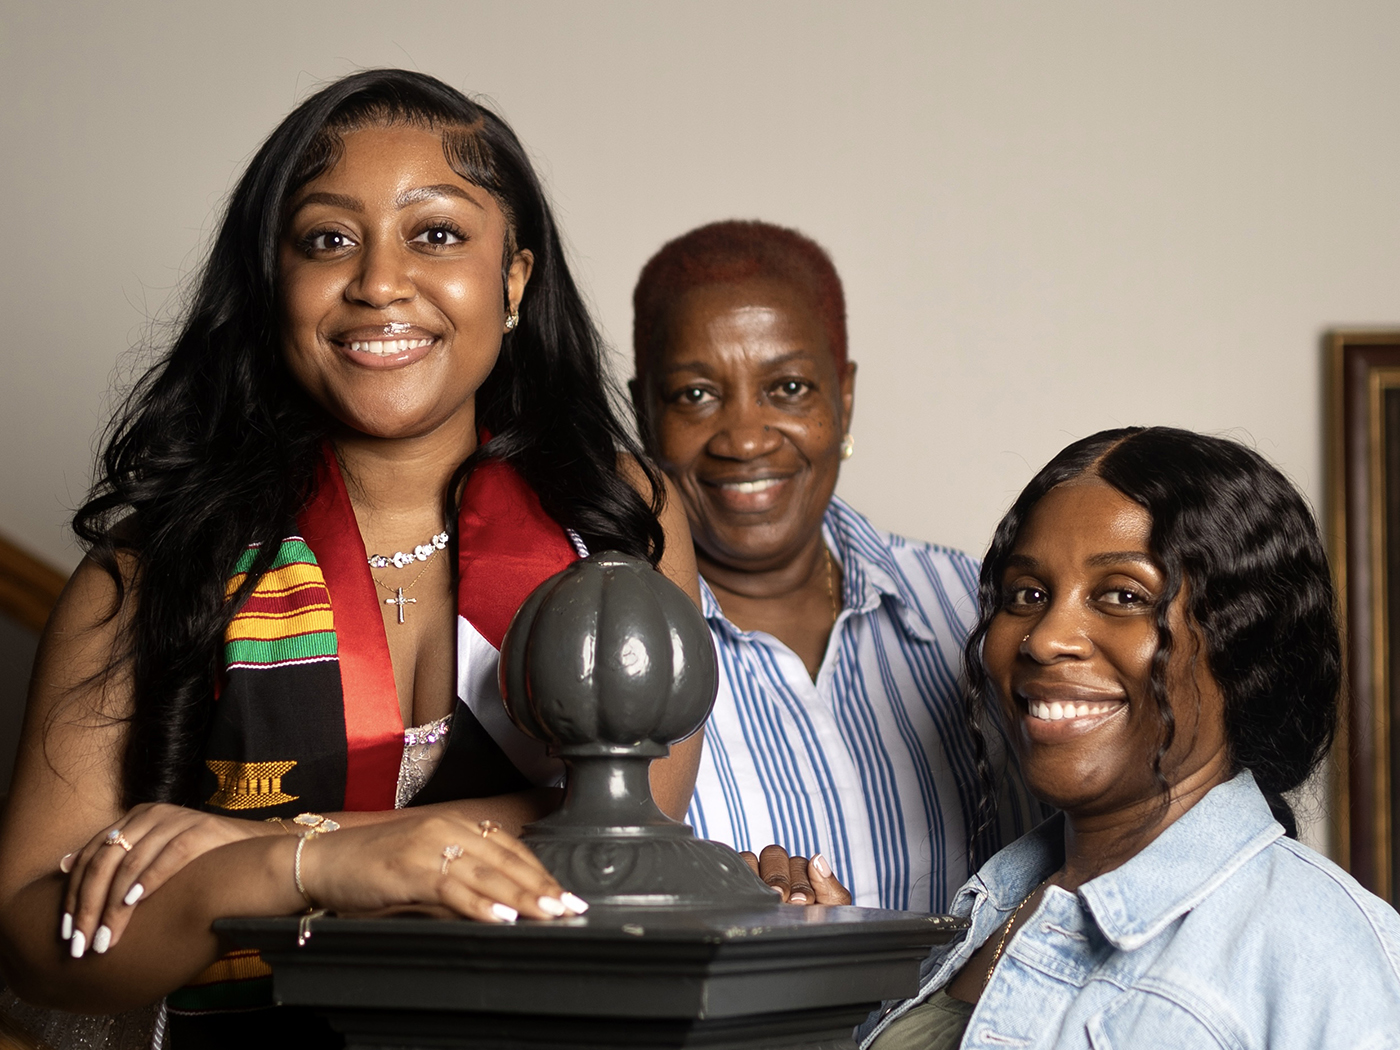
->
xmin=92 ymin=925 xmax=111 ymax=954
xmin=60 ymin=912 xmax=72 ymax=940
xmin=560 ymin=892 xmax=589 ymax=914
xmin=124 ymin=883 xmax=144 ymax=906
xmin=490 ymin=902 xmax=518 ymax=923
xmin=70 ymin=930 xmax=86 ymax=958
xmin=790 ymin=892 xmax=810 ymax=904
xmin=812 ymin=853 xmax=833 ymax=878
xmin=537 ymin=895 xmax=567 ymax=917
xmin=59 ymin=853 xmax=75 ymax=874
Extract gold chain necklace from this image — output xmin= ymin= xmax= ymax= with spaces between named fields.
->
xmin=824 ymin=548 xmax=841 ymax=625
xmin=372 ymin=560 xmax=432 ymax=625
xmin=982 ymin=879 xmax=1048 ymax=989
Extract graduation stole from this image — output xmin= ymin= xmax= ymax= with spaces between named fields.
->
xmin=196 ymin=443 xmax=579 ymax=819
xmin=170 ymin=443 xmax=580 ymax=1018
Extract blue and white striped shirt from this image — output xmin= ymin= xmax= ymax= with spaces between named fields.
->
xmin=688 ymin=496 xmax=1041 ymax=912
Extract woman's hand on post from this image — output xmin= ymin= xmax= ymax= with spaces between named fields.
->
xmin=299 ymin=813 xmax=587 ymax=924
xmin=739 ymin=844 xmax=852 ymax=906
xmin=61 ymin=803 xmax=278 ymax=957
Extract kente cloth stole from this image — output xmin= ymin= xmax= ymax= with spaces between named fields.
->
xmin=167 ymin=447 xmax=579 ymax=1017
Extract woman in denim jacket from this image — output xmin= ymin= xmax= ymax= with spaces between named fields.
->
xmin=860 ymin=426 xmax=1400 ymax=1050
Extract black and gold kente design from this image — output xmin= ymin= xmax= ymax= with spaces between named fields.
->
xmin=205 ymin=759 xmax=299 ymax=810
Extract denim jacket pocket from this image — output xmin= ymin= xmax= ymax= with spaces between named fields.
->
xmin=1085 ymin=991 xmax=1234 ymax=1050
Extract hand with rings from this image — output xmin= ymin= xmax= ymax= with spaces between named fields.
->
xmin=293 ymin=812 xmax=588 ymax=925
xmin=58 ymin=804 xmax=276 ymax=959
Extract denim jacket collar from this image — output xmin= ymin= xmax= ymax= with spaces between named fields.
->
xmin=965 ymin=771 xmax=1283 ymax=952
xmin=960 ymin=808 xmax=1063 ymax=912
xmin=1078 ymin=770 xmax=1283 ymax=950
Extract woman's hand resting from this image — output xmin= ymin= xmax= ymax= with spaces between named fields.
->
xmin=61 ymin=803 xmax=278 ymax=956
xmin=59 ymin=805 xmax=585 ymax=958
xmin=739 ymin=844 xmax=852 ymax=906
xmin=297 ymin=812 xmax=580 ymax=924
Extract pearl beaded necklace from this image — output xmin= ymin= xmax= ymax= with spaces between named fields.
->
xmin=366 ymin=530 xmax=449 ymax=570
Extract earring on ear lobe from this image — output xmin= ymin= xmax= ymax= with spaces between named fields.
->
xmin=839 ymin=433 xmax=855 ymax=460
xmin=504 ymin=309 xmax=520 ymax=332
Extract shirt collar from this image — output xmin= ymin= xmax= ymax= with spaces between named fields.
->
xmin=698 ymin=496 xmax=944 ymax=644
xmin=1076 ymin=770 xmax=1282 ymax=951
xmin=699 ymin=575 xmax=727 ymax=622
xmin=824 ymin=495 xmax=943 ymax=643
xmin=953 ymin=814 xmax=1059 ymax=913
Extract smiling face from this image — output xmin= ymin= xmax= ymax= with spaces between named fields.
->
xmin=983 ymin=477 xmax=1231 ymax=820
xmin=278 ymin=123 xmax=532 ymax=441
xmin=642 ymin=278 xmax=855 ymax=574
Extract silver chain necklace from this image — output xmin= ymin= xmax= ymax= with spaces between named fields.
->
xmin=366 ymin=529 xmax=449 ymax=570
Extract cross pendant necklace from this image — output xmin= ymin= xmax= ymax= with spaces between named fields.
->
xmin=383 ymin=587 xmax=417 ymax=625
xmin=371 ymin=560 xmax=431 ymax=626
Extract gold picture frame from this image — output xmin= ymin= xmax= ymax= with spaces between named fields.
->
xmin=1328 ymin=329 xmax=1400 ymax=904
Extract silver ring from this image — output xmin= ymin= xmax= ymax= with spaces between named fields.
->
xmin=441 ymin=844 xmax=464 ymax=875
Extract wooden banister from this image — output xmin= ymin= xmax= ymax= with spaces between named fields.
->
xmin=0 ymin=533 xmax=69 ymax=634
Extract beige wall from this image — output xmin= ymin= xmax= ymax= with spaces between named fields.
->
xmin=3 ymin=1 xmax=1398 ymax=845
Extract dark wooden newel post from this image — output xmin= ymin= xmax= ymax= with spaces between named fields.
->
xmin=219 ymin=553 xmax=966 ymax=1049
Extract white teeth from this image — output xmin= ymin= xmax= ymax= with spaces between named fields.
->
xmin=725 ymin=479 xmax=781 ymax=493
xmin=348 ymin=337 xmax=434 ymax=355
xmin=1028 ymin=699 xmax=1120 ymax=721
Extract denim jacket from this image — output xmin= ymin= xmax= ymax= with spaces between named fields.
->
xmin=858 ymin=772 xmax=1400 ymax=1049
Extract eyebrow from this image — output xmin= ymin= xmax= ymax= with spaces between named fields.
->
xmin=396 ymin=184 xmax=483 ymax=210
xmin=659 ymin=350 xmax=818 ymax=377
xmin=1086 ymin=551 xmax=1157 ymax=568
xmin=1004 ymin=551 xmax=1156 ymax=571
xmin=287 ymin=183 xmax=482 ymax=219
xmin=289 ymin=191 xmax=363 ymax=216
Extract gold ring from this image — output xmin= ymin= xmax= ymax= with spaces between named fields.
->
xmin=440 ymin=844 xmax=464 ymax=875
xmin=477 ymin=820 xmax=503 ymax=838
xmin=104 ymin=828 xmax=133 ymax=852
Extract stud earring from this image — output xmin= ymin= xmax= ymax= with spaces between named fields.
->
xmin=839 ymin=433 xmax=855 ymax=460
xmin=504 ymin=310 xmax=520 ymax=332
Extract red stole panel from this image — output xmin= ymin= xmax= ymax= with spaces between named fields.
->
xmin=297 ymin=452 xmax=403 ymax=811
xmin=458 ymin=457 xmax=579 ymax=650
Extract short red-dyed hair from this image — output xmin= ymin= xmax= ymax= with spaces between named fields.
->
xmin=631 ymin=220 xmax=847 ymax=381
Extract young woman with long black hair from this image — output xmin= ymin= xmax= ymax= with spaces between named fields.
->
xmin=0 ymin=69 xmax=700 ymax=1047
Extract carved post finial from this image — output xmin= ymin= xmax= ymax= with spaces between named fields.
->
xmin=501 ymin=552 xmax=777 ymax=906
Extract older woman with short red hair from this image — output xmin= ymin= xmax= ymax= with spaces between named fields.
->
xmin=631 ymin=220 xmax=1041 ymax=911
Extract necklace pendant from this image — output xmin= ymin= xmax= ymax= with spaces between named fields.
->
xmin=384 ymin=586 xmax=418 ymax=624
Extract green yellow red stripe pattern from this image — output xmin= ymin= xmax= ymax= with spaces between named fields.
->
xmin=224 ymin=538 xmax=337 ymax=669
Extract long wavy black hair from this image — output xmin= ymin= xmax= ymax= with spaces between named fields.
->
xmin=74 ymin=69 xmax=665 ymax=807
xmin=964 ymin=426 xmax=1340 ymax=839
